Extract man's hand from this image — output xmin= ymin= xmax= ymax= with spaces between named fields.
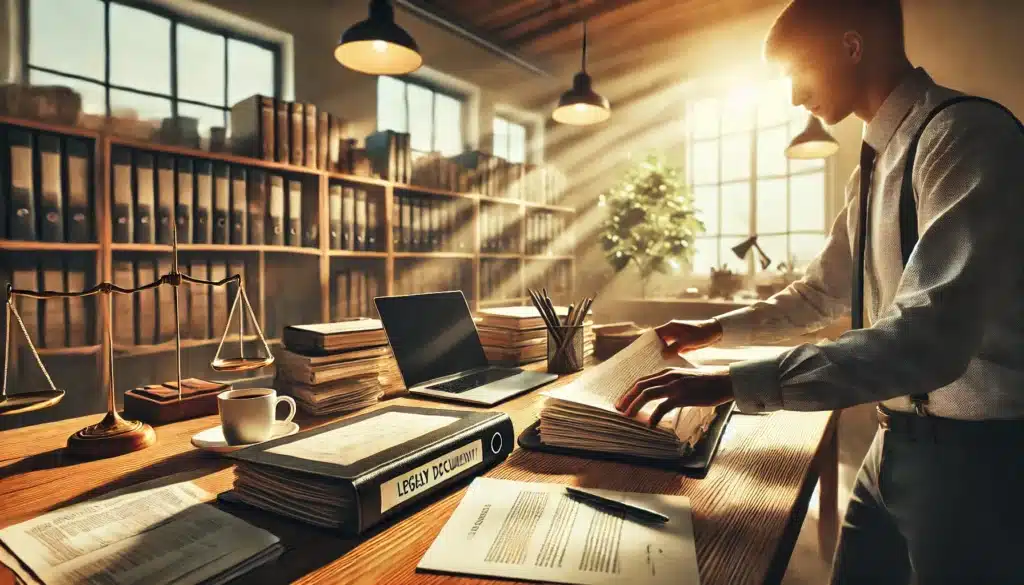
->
xmin=656 ymin=319 xmax=724 ymax=357
xmin=614 ymin=367 xmax=734 ymax=427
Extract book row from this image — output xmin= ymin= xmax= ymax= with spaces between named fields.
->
xmin=527 ymin=260 xmax=573 ymax=298
xmin=480 ymin=260 xmax=519 ymax=302
xmin=231 ymin=95 xmax=349 ymax=172
xmin=110 ymin=147 xmax=322 ymax=249
xmin=524 ymin=211 xmax=572 ymax=256
xmin=325 ymin=183 xmax=385 ymax=252
xmin=390 ymin=192 xmax=473 ymax=253
xmin=331 ymin=268 xmax=384 ymax=322
xmin=4 ymin=257 xmax=95 ymax=348
xmin=0 ymin=126 xmax=94 ymax=242
xmin=393 ymin=259 xmax=474 ymax=299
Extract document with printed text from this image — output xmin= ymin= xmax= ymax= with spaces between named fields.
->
xmin=417 ymin=477 xmax=701 ymax=585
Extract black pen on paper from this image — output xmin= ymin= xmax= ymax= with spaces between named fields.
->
xmin=565 ymin=487 xmax=670 ymax=524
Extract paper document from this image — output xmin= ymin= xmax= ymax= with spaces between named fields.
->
xmin=268 ymin=411 xmax=458 ymax=466
xmin=0 ymin=476 xmax=281 ymax=585
xmin=686 ymin=345 xmax=790 ymax=366
xmin=417 ymin=478 xmax=701 ymax=585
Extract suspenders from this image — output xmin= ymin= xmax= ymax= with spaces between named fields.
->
xmin=883 ymin=96 xmax=1024 ymax=415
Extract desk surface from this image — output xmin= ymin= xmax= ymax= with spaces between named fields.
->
xmin=0 ymin=364 xmax=833 ymax=585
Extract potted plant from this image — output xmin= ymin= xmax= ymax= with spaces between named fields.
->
xmin=598 ymin=154 xmax=705 ymax=298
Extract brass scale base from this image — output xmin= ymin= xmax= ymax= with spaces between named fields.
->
xmin=66 ymin=410 xmax=157 ymax=459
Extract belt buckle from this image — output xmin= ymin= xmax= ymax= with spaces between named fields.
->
xmin=876 ymin=406 xmax=891 ymax=429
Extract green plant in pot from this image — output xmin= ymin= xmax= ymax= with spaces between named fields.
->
xmin=598 ymin=154 xmax=705 ymax=298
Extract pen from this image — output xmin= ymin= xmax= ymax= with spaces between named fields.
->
xmin=565 ymin=487 xmax=670 ymax=524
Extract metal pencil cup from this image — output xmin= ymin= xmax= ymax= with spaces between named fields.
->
xmin=547 ymin=326 xmax=585 ymax=375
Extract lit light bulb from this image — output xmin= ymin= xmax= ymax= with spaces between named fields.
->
xmin=372 ymin=40 xmax=388 ymax=53
xmin=573 ymin=103 xmax=587 ymax=111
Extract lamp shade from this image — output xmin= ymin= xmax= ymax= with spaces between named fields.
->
xmin=786 ymin=114 xmax=839 ymax=159
xmin=552 ymin=71 xmax=611 ymax=125
xmin=731 ymin=235 xmax=772 ymax=269
xmin=335 ymin=0 xmax=422 ymax=76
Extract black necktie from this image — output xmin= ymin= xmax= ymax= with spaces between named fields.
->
xmin=852 ymin=142 xmax=877 ymax=330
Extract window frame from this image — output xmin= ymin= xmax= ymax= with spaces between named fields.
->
xmin=377 ymin=74 xmax=467 ymax=158
xmin=20 ymin=0 xmax=284 ymax=126
xmin=493 ymin=114 xmax=528 ymax=164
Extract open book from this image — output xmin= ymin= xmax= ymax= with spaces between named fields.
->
xmin=540 ymin=330 xmax=723 ymax=460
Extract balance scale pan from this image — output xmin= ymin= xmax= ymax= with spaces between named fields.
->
xmin=210 ymin=356 xmax=275 ymax=373
xmin=0 ymin=389 xmax=65 ymax=416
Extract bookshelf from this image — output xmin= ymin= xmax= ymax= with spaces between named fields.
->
xmin=0 ymin=114 xmax=576 ymax=424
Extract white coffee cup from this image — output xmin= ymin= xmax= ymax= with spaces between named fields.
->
xmin=217 ymin=388 xmax=296 ymax=445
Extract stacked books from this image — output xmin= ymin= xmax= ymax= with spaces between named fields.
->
xmin=275 ymin=319 xmax=402 ymax=416
xmin=476 ymin=306 xmax=594 ymax=366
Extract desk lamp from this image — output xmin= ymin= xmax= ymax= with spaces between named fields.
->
xmin=732 ymin=236 xmax=773 ymax=270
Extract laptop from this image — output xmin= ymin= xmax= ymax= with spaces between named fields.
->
xmin=374 ymin=291 xmax=558 ymax=406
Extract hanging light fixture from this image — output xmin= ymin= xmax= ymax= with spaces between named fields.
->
xmin=552 ymin=19 xmax=610 ymax=125
xmin=786 ymin=114 xmax=839 ymax=159
xmin=335 ymin=0 xmax=423 ymax=76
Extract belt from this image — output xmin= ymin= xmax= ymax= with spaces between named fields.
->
xmin=876 ymin=405 xmax=1024 ymax=444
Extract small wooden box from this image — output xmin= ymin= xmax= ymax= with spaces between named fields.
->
xmin=123 ymin=378 xmax=230 ymax=425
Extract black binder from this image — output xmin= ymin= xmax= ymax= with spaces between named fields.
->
xmin=193 ymin=159 xmax=213 ymax=244
xmin=63 ymin=138 xmax=92 ymax=243
xmin=223 ymin=406 xmax=514 ymax=535
xmin=155 ymin=154 xmax=175 ymax=245
xmin=37 ymin=134 xmax=63 ymax=242
xmin=212 ymin=163 xmax=230 ymax=244
xmin=111 ymin=146 xmax=133 ymax=243
xmin=175 ymin=158 xmax=193 ymax=244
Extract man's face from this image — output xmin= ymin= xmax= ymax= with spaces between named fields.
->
xmin=775 ymin=35 xmax=862 ymax=125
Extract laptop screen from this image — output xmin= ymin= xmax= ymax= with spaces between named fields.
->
xmin=374 ymin=291 xmax=489 ymax=388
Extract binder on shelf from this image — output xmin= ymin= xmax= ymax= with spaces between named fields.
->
xmin=175 ymin=158 xmax=194 ymax=244
xmin=64 ymin=137 xmax=92 ymax=243
xmin=300 ymin=180 xmax=318 ymax=248
xmin=112 ymin=260 xmax=135 ymax=346
xmin=354 ymin=188 xmax=366 ymax=251
xmin=317 ymin=110 xmax=329 ymax=170
xmin=285 ymin=178 xmax=301 ymax=247
xmin=410 ymin=196 xmax=420 ymax=252
xmin=230 ymin=166 xmax=247 ymax=245
xmin=275 ymin=99 xmax=290 ymax=164
xmin=12 ymin=266 xmax=40 ymax=345
xmin=193 ymin=159 xmax=213 ymax=244
xmin=212 ymin=162 xmax=230 ymax=244
xmin=111 ymin=146 xmax=133 ymax=243
xmin=189 ymin=260 xmax=210 ymax=340
xmin=400 ymin=194 xmax=412 ymax=252
xmin=247 ymin=169 xmax=266 ymax=245
xmin=133 ymin=151 xmax=155 ymax=244
xmin=135 ymin=260 xmax=158 ymax=345
xmin=40 ymin=256 xmax=66 ymax=348
xmin=333 ymin=269 xmax=350 ymax=319
xmin=155 ymin=154 xmax=175 ymax=245
xmin=156 ymin=257 xmax=176 ymax=343
xmin=8 ymin=128 xmax=35 ymax=240
xmin=366 ymin=192 xmax=377 ymax=251
xmin=328 ymin=115 xmax=344 ymax=172
xmin=229 ymin=94 xmax=275 ymax=161
xmin=392 ymin=193 xmax=401 ymax=251
xmin=210 ymin=261 xmax=228 ymax=338
xmin=66 ymin=256 xmax=89 ymax=347
xmin=304 ymin=103 xmax=317 ymax=168
xmin=328 ymin=183 xmax=342 ymax=250
xmin=289 ymin=102 xmax=304 ymax=167
xmin=37 ymin=134 xmax=63 ymax=242
xmin=342 ymin=185 xmax=355 ymax=251
xmin=429 ymin=199 xmax=440 ymax=251
xmin=267 ymin=174 xmax=285 ymax=246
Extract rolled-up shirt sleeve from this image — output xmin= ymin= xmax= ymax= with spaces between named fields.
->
xmin=729 ymin=103 xmax=1024 ymax=413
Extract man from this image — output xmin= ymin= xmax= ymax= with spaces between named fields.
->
xmin=615 ymin=1 xmax=1024 ymax=583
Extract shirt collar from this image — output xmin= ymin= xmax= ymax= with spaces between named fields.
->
xmin=863 ymin=67 xmax=934 ymax=152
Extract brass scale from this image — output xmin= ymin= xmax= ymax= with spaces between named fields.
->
xmin=0 ymin=214 xmax=275 ymax=454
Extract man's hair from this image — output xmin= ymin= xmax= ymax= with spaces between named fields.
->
xmin=764 ymin=0 xmax=905 ymax=60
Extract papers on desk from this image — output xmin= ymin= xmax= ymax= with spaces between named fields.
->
xmin=0 ymin=476 xmax=282 ymax=585
xmin=685 ymin=345 xmax=790 ymax=366
xmin=417 ymin=478 xmax=701 ymax=585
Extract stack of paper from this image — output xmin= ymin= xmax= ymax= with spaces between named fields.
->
xmin=0 ymin=477 xmax=282 ymax=585
xmin=476 ymin=306 xmax=594 ymax=365
xmin=540 ymin=330 xmax=718 ymax=460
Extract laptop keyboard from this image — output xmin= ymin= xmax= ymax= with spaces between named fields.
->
xmin=426 ymin=369 xmax=519 ymax=393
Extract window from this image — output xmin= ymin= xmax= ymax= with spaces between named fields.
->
xmin=25 ymin=0 xmax=279 ymax=139
xmin=493 ymin=116 xmax=527 ymax=163
xmin=377 ymin=76 xmax=464 ymax=158
xmin=686 ymin=79 xmax=828 ymax=278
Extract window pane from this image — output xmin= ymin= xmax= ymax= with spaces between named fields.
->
xmin=790 ymin=233 xmax=827 ymax=269
xmin=721 ymin=237 xmax=748 ymax=272
xmin=757 ymin=79 xmax=791 ymax=128
xmin=109 ymin=3 xmax=171 ymax=95
xmin=508 ymin=122 xmax=526 ymax=164
xmin=29 ymin=0 xmax=105 ymax=80
xmin=110 ymin=89 xmax=171 ymax=122
xmin=690 ymin=140 xmax=718 ymax=185
xmin=720 ymin=181 xmax=750 ymax=235
xmin=228 ymin=39 xmax=275 ymax=106
xmin=178 ymin=103 xmax=225 ymax=146
xmin=757 ymin=234 xmax=787 ymax=272
xmin=434 ymin=92 xmax=462 ymax=156
xmin=177 ymin=24 xmax=225 ymax=106
xmin=690 ymin=237 xmax=718 ymax=275
xmin=721 ymin=133 xmax=751 ymax=181
xmin=377 ymin=76 xmax=406 ymax=133
xmin=691 ymin=185 xmax=719 ymax=236
xmin=492 ymin=117 xmax=509 ymax=159
xmin=721 ymin=90 xmax=754 ymax=135
xmin=407 ymin=83 xmax=433 ymax=152
xmin=790 ymin=172 xmax=826 ymax=231
xmin=756 ymin=178 xmax=788 ymax=234
xmin=689 ymin=98 xmax=719 ymax=139
xmin=757 ymin=126 xmax=789 ymax=177
xmin=29 ymin=69 xmax=106 ymax=115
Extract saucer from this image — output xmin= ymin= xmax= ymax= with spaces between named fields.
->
xmin=191 ymin=421 xmax=299 ymax=454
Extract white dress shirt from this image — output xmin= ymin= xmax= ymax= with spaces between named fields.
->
xmin=714 ymin=68 xmax=1024 ymax=420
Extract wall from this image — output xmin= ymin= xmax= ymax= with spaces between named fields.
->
xmin=564 ymin=0 xmax=1024 ymax=302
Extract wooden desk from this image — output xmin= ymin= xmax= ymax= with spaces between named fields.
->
xmin=0 ymin=365 xmax=839 ymax=585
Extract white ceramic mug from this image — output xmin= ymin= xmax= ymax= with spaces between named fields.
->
xmin=217 ymin=388 xmax=296 ymax=445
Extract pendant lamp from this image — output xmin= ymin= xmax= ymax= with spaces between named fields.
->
xmin=786 ymin=114 xmax=839 ymax=159
xmin=552 ymin=20 xmax=610 ymax=125
xmin=335 ymin=0 xmax=423 ymax=76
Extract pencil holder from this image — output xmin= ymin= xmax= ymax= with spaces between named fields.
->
xmin=547 ymin=326 xmax=585 ymax=375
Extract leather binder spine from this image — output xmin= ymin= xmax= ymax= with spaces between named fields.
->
xmin=132 ymin=152 xmax=155 ymax=244
xmin=352 ymin=414 xmax=514 ymax=534
xmin=392 ymin=193 xmax=401 ymax=251
xmin=37 ymin=134 xmax=63 ymax=242
xmin=366 ymin=193 xmax=377 ymax=251
xmin=342 ymin=185 xmax=355 ymax=251
xmin=247 ymin=169 xmax=267 ymax=245
xmin=8 ymin=128 xmax=35 ymax=240
xmin=285 ymin=178 xmax=301 ymax=247
xmin=64 ymin=138 xmax=91 ymax=242
xmin=212 ymin=163 xmax=230 ymax=244
xmin=111 ymin=146 xmax=133 ymax=243
xmin=275 ymin=100 xmax=290 ymax=164
xmin=230 ymin=166 xmax=247 ymax=244
xmin=317 ymin=110 xmax=329 ymax=170
xmin=328 ymin=115 xmax=342 ymax=171
xmin=354 ymin=188 xmax=366 ymax=251
xmin=300 ymin=180 xmax=318 ymax=248
xmin=289 ymin=102 xmax=304 ymax=166
xmin=400 ymin=194 xmax=411 ymax=252
xmin=155 ymin=154 xmax=175 ymax=245
xmin=175 ymin=158 xmax=194 ymax=244
xmin=329 ymin=183 xmax=342 ymax=250
xmin=304 ymin=103 xmax=317 ymax=168
xmin=410 ymin=196 xmax=420 ymax=252
xmin=193 ymin=159 xmax=213 ymax=244
xmin=267 ymin=174 xmax=285 ymax=245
